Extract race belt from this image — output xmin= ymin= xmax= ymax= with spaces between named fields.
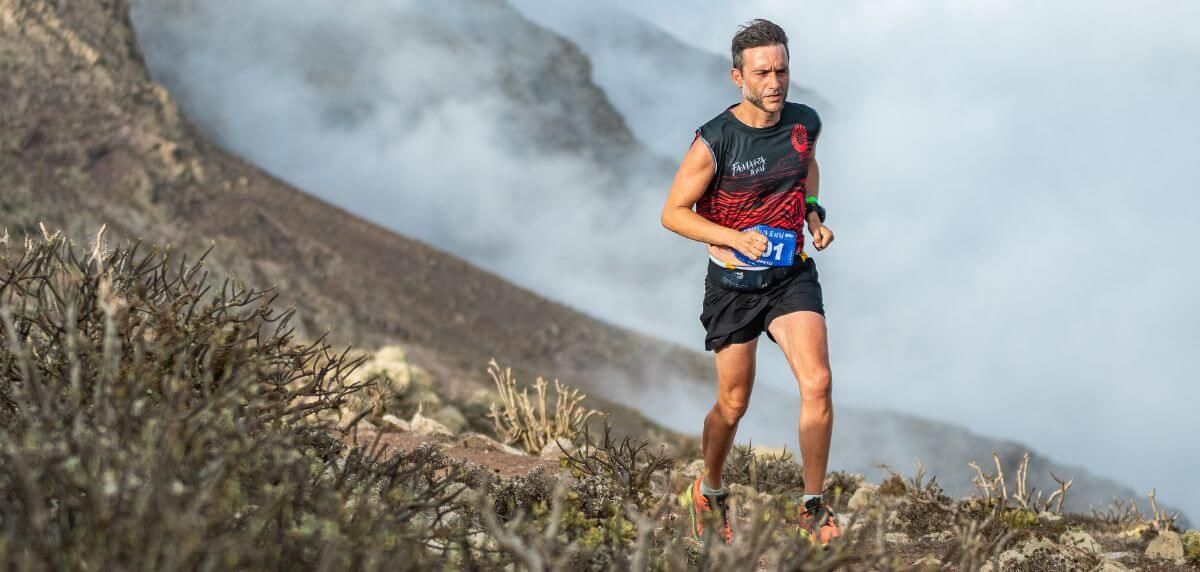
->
xmin=708 ymin=251 xmax=809 ymax=292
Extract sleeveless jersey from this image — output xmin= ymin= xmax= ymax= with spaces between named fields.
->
xmin=695 ymin=101 xmax=821 ymax=266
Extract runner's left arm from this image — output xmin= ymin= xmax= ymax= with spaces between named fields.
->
xmin=806 ymin=146 xmax=835 ymax=251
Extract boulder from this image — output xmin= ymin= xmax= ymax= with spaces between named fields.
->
xmin=1095 ymin=559 xmax=1131 ymax=571
xmin=1018 ymin=536 xmax=1099 ymax=570
xmin=1059 ymin=530 xmax=1102 ymax=555
xmin=847 ymin=486 xmax=878 ymax=512
xmin=459 ymin=432 xmax=527 ymax=456
xmin=1145 ymin=530 xmax=1185 ymax=564
xmin=410 ymin=412 xmax=454 ymax=437
xmin=380 ymin=414 xmax=410 ymax=432
xmin=1037 ymin=510 xmax=1064 ymax=522
xmin=911 ymin=555 xmax=941 ymax=571
xmin=979 ymin=549 xmax=1025 ymax=572
xmin=431 ymin=405 xmax=468 ymax=434
xmin=370 ymin=345 xmax=413 ymax=393
xmin=539 ymin=438 xmax=576 ymax=461
xmin=884 ymin=532 xmax=910 ymax=545
xmin=921 ymin=530 xmax=955 ymax=543
xmin=1019 ymin=537 xmax=1058 ymax=557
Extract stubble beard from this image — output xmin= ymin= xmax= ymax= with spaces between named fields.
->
xmin=742 ymin=83 xmax=785 ymax=114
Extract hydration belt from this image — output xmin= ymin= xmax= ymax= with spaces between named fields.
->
xmin=707 ymin=251 xmax=809 ymax=292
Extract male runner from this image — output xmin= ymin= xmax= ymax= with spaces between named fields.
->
xmin=660 ymin=19 xmax=840 ymax=545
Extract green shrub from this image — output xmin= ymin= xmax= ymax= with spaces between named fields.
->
xmin=1001 ymin=508 xmax=1039 ymax=529
xmin=1183 ymin=529 xmax=1200 ymax=563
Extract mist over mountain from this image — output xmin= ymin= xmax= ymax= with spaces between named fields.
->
xmin=130 ymin=0 xmax=699 ymax=342
xmin=508 ymin=0 xmax=827 ymax=159
xmin=118 ymin=0 xmax=1195 ymax=521
xmin=518 ymin=0 xmax=1200 ymax=521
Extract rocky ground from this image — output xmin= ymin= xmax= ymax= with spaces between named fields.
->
xmin=342 ymin=419 xmax=1200 ymax=570
xmin=333 ymin=345 xmax=1200 ymax=570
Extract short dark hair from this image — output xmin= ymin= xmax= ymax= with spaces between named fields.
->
xmin=731 ymin=19 xmax=789 ymax=70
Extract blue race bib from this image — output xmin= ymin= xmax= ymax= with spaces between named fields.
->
xmin=733 ymin=225 xmax=798 ymax=267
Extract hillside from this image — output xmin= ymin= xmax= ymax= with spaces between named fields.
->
xmin=0 ymin=0 xmax=1188 ymax=525
xmin=0 ymin=0 xmax=710 ymax=436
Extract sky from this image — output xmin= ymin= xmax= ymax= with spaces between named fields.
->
xmin=130 ymin=0 xmax=1200 ymax=519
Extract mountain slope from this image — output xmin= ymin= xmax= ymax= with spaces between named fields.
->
xmin=0 ymin=0 xmax=710 ymax=436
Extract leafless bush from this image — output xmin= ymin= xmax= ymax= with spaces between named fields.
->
xmin=1146 ymin=488 xmax=1180 ymax=531
xmin=881 ymin=461 xmax=955 ymax=535
xmin=475 ymin=480 xmax=578 ymax=571
xmin=1090 ymin=488 xmax=1180 ymax=531
xmin=942 ymin=511 xmax=1018 ymax=571
xmin=968 ymin=451 xmax=1074 ymax=515
xmin=0 ymin=229 xmax=465 ymax=569
xmin=1091 ymin=497 xmax=1144 ymax=527
xmin=723 ymin=443 xmax=806 ymax=495
xmin=562 ymin=423 xmax=674 ymax=515
xmin=822 ymin=470 xmax=863 ymax=511
xmin=487 ymin=359 xmax=597 ymax=454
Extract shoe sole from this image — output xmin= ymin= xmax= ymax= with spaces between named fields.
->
xmin=798 ymin=526 xmax=841 ymax=548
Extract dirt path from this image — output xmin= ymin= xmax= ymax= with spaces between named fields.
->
xmin=342 ymin=429 xmax=557 ymax=478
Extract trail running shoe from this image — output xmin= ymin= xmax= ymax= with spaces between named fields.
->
xmin=679 ymin=476 xmax=733 ymax=544
xmin=798 ymin=495 xmax=843 ymax=546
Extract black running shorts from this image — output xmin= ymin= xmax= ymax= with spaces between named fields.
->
xmin=700 ymin=256 xmax=825 ymax=351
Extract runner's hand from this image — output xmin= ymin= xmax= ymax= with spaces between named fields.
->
xmin=708 ymin=244 xmax=743 ymax=266
xmin=731 ymin=229 xmax=768 ymax=260
xmin=811 ymin=224 xmax=835 ymax=251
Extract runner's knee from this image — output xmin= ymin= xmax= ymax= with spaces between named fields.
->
xmin=715 ymin=395 xmax=750 ymax=425
xmin=799 ymin=367 xmax=832 ymax=402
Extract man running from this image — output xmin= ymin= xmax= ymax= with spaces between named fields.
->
xmin=660 ymin=19 xmax=840 ymax=546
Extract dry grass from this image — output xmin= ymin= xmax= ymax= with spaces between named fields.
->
xmin=486 ymin=359 xmax=597 ymax=454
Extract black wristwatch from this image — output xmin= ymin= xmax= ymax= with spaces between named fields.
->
xmin=806 ymin=201 xmax=827 ymax=223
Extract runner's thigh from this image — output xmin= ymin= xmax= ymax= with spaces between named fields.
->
xmin=765 ymin=311 xmax=830 ymax=384
xmin=714 ymin=337 xmax=758 ymax=397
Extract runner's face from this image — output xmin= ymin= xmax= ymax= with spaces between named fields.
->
xmin=735 ymin=45 xmax=789 ymax=113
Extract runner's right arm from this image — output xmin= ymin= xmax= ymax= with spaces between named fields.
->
xmin=661 ymin=136 xmax=768 ymax=261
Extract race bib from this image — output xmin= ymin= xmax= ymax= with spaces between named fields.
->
xmin=733 ymin=225 xmax=797 ymax=267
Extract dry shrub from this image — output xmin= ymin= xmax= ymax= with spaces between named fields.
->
xmin=823 ymin=470 xmax=863 ymax=510
xmin=723 ymin=444 xmax=806 ymax=495
xmin=561 ymin=423 xmax=674 ymax=516
xmin=882 ymin=462 xmax=955 ymax=536
xmin=0 ymin=229 xmax=464 ymax=569
xmin=968 ymin=451 xmax=1074 ymax=516
xmin=487 ymin=359 xmax=597 ymax=454
xmin=878 ymin=474 xmax=908 ymax=497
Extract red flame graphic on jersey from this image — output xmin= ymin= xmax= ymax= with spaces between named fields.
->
xmin=696 ymin=123 xmax=812 ymax=234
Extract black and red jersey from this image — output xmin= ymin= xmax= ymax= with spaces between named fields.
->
xmin=694 ymin=102 xmax=821 ymax=240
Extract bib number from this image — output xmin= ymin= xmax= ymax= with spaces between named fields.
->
xmin=733 ymin=225 xmax=798 ymax=267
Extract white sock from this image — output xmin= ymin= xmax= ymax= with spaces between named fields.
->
xmin=802 ymin=493 xmax=823 ymax=506
xmin=701 ymin=479 xmax=726 ymax=496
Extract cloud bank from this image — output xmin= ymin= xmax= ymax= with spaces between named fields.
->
xmin=564 ymin=0 xmax=1200 ymax=518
